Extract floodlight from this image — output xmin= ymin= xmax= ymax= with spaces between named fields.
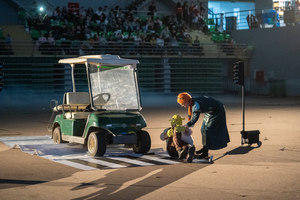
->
xmin=39 ymin=6 xmax=44 ymax=12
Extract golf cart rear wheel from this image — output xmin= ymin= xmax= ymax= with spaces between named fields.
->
xmin=53 ymin=126 xmax=63 ymax=144
xmin=133 ymin=130 xmax=151 ymax=154
xmin=87 ymin=131 xmax=106 ymax=157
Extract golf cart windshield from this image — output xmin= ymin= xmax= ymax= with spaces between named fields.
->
xmin=88 ymin=63 xmax=141 ymax=111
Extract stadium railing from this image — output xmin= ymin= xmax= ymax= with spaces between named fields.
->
xmin=0 ymin=40 xmax=250 ymax=59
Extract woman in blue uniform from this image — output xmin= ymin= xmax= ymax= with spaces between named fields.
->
xmin=177 ymin=92 xmax=230 ymax=158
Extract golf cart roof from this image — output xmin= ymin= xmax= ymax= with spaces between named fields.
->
xmin=58 ymin=55 xmax=139 ymax=66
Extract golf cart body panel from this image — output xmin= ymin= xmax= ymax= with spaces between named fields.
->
xmin=53 ymin=114 xmax=87 ymax=136
xmin=50 ymin=55 xmax=151 ymax=155
xmin=53 ymin=110 xmax=146 ymax=144
xmin=82 ymin=111 xmax=147 ymax=137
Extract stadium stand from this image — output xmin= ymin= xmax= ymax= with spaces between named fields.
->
xmin=5 ymin=1 xmax=299 ymax=96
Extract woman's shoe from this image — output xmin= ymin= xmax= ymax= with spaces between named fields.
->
xmin=195 ymin=146 xmax=206 ymax=154
xmin=194 ymin=150 xmax=208 ymax=159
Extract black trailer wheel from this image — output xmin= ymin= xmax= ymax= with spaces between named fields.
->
xmin=133 ymin=130 xmax=151 ymax=154
xmin=87 ymin=131 xmax=106 ymax=156
xmin=257 ymin=141 xmax=262 ymax=147
xmin=53 ymin=126 xmax=63 ymax=144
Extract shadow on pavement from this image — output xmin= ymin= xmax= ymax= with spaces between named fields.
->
xmin=0 ymin=179 xmax=47 ymax=189
xmin=226 ymin=145 xmax=259 ymax=155
xmin=214 ymin=144 xmax=262 ymax=162
xmin=70 ymin=164 xmax=208 ymax=200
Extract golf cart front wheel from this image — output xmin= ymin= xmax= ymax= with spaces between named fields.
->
xmin=53 ymin=126 xmax=63 ymax=144
xmin=133 ymin=130 xmax=151 ymax=154
xmin=87 ymin=131 xmax=106 ymax=157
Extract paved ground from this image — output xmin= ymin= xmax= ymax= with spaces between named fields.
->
xmin=0 ymin=92 xmax=299 ymax=200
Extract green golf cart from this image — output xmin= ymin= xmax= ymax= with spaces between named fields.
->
xmin=49 ymin=55 xmax=151 ymax=156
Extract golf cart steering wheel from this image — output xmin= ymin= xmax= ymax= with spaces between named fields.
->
xmin=93 ymin=93 xmax=111 ymax=105
xmin=84 ymin=93 xmax=111 ymax=111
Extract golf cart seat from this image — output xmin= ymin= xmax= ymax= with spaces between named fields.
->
xmin=63 ymin=92 xmax=90 ymax=108
xmin=64 ymin=92 xmax=90 ymax=119
xmin=54 ymin=92 xmax=91 ymax=119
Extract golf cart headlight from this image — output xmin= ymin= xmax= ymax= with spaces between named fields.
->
xmin=106 ymin=124 xmax=112 ymax=127
xmin=136 ymin=123 xmax=141 ymax=127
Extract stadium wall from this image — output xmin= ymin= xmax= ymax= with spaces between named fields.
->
xmin=0 ymin=0 xmax=19 ymax=25
xmin=231 ymin=24 xmax=300 ymax=96
xmin=255 ymin=0 xmax=273 ymax=10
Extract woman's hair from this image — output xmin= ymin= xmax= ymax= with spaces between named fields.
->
xmin=177 ymin=92 xmax=193 ymax=120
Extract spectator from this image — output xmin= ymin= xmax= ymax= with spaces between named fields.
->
xmin=89 ymin=33 xmax=99 ymax=53
xmin=131 ymin=17 xmax=141 ymax=31
xmin=148 ymin=1 xmax=157 ymax=17
xmin=153 ymin=17 xmax=162 ymax=33
xmin=133 ymin=32 xmax=141 ymax=54
xmin=199 ymin=3 xmax=206 ymax=19
xmin=61 ymin=6 xmax=68 ymax=19
xmin=59 ymin=24 xmax=69 ymax=40
xmin=156 ymin=34 xmax=164 ymax=54
xmin=79 ymin=6 xmax=86 ymax=17
xmin=95 ymin=7 xmax=103 ymax=17
xmin=247 ymin=14 xmax=258 ymax=29
xmin=86 ymin=7 xmax=94 ymax=18
xmin=161 ymin=26 xmax=171 ymax=40
xmin=192 ymin=35 xmax=201 ymax=55
xmin=192 ymin=9 xmax=200 ymax=30
xmin=114 ymin=33 xmax=123 ymax=54
xmin=99 ymin=14 xmax=108 ymax=32
xmin=193 ymin=35 xmax=200 ymax=46
xmin=114 ymin=6 xmax=123 ymax=18
xmin=52 ymin=6 xmax=61 ymax=20
xmin=176 ymin=2 xmax=183 ymax=23
xmin=99 ymin=32 xmax=107 ymax=46
xmin=183 ymin=1 xmax=189 ymax=24
xmin=123 ymin=18 xmax=131 ymax=32
xmin=218 ymin=13 xmax=224 ymax=32
xmin=170 ymin=35 xmax=181 ymax=55
xmin=146 ymin=17 xmax=155 ymax=33
xmin=184 ymin=33 xmax=192 ymax=45
xmin=149 ymin=35 xmax=156 ymax=46
xmin=84 ymin=25 xmax=92 ymax=40
xmin=36 ymin=33 xmax=47 ymax=48
xmin=5 ymin=34 xmax=12 ymax=51
xmin=47 ymin=32 xmax=55 ymax=45
xmin=114 ymin=24 xmax=122 ymax=38
xmin=103 ymin=5 xmax=109 ymax=16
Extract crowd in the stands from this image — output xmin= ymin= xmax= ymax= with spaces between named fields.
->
xmin=26 ymin=1 xmax=208 ymax=55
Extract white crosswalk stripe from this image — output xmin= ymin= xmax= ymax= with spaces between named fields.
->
xmin=0 ymin=135 xmax=183 ymax=170
xmin=80 ymin=158 xmax=127 ymax=169
xmin=53 ymin=159 xmax=98 ymax=171
xmin=130 ymin=154 xmax=180 ymax=164
xmin=0 ymin=135 xmax=211 ymax=170
xmin=108 ymin=156 xmax=155 ymax=166
xmin=0 ymin=135 xmax=53 ymax=148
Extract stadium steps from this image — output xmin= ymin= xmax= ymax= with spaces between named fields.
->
xmin=1 ymin=25 xmax=34 ymax=56
xmin=189 ymin=30 xmax=228 ymax=58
